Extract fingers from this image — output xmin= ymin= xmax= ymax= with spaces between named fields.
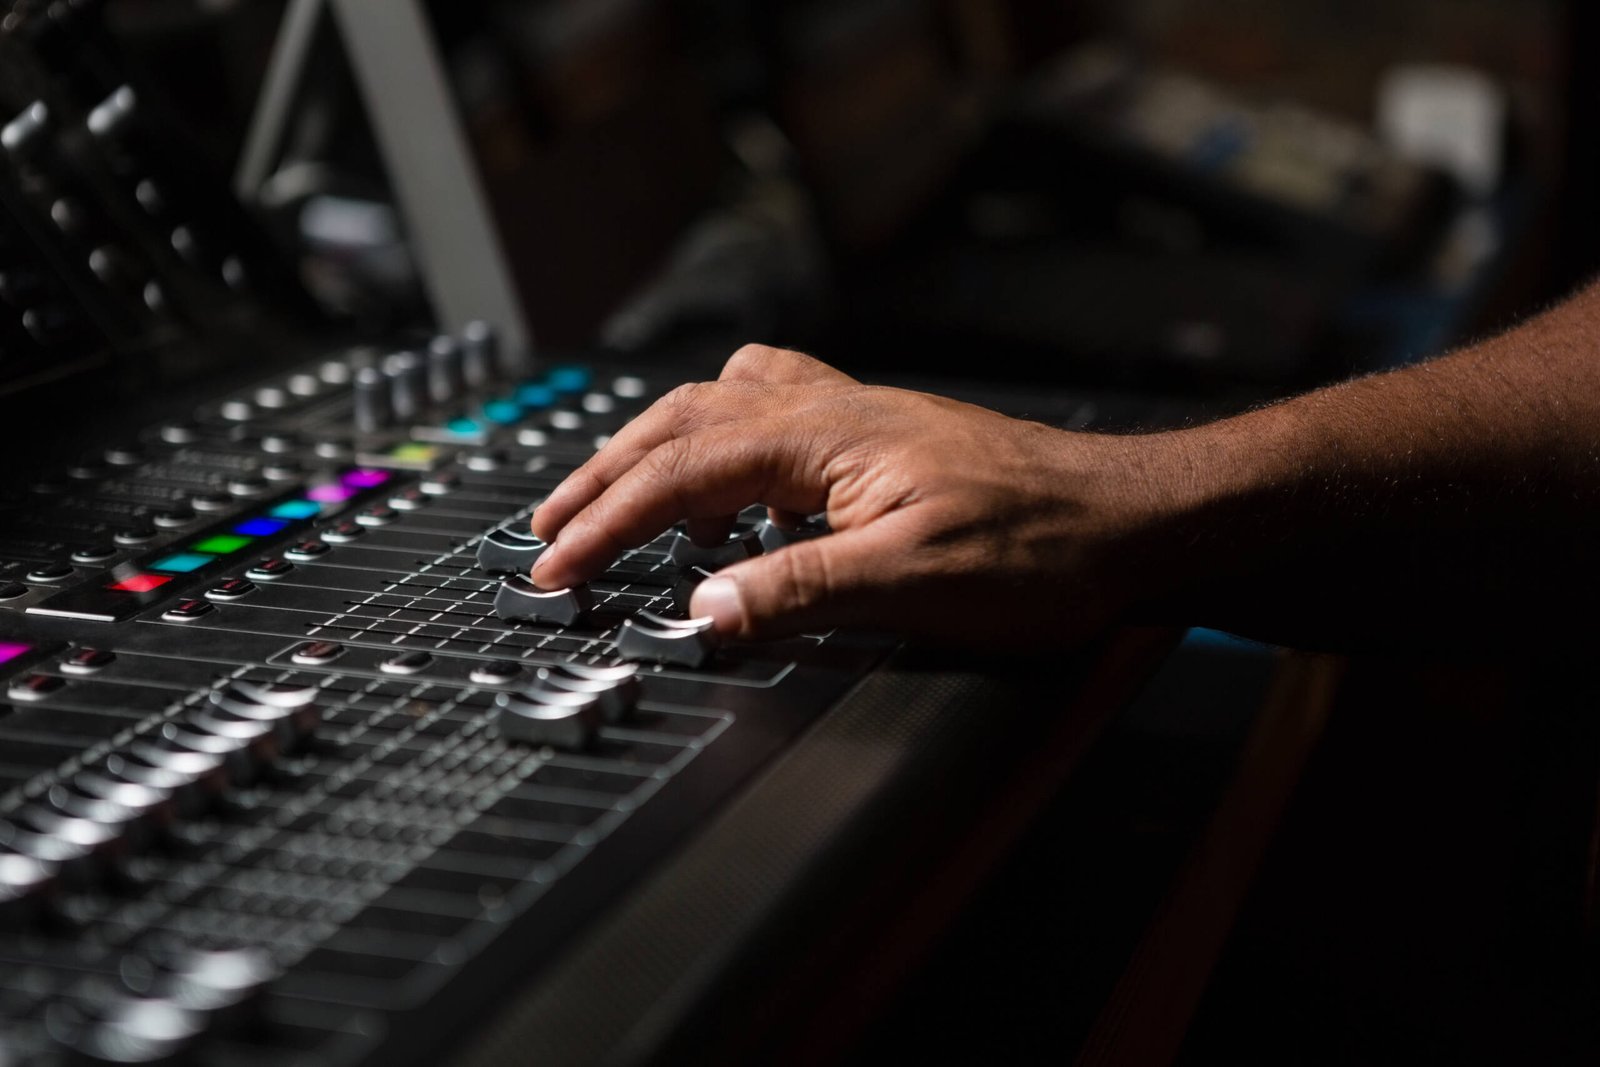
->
xmin=532 ymin=380 xmax=765 ymax=541
xmin=719 ymin=344 xmax=855 ymax=386
xmin=531 ymin=422 xmax=830 ymax=588
xmin=533 ymin=349 xmax=849 ymax=543
xmin=689 ymin=524 xmax=905 ymax=640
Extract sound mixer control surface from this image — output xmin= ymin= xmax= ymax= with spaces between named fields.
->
xmin=0 ymin=330 xmax=895 ymax=1066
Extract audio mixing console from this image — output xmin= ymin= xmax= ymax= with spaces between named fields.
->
xmin=0 ymin=327 xmax=930 ymax=1064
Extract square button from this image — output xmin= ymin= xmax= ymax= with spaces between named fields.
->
xmin=269 ymin=500 xmax=322 ymax=520
xmin=234 ymin=518 xmax=288 ymax=537
xmin=149 ymin=553 xmax=214 ymax=574
xmin=191 ymin=534 xmax=252 ymax=555
xmin=107 ymin=573 xmax=173 ymax=593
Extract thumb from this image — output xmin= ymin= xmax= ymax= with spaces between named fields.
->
xmin=688 ymin=527 xmax=900 ymax=640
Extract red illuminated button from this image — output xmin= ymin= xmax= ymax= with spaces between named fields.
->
xmin=107 ymin=574 xmax=172 ymax=594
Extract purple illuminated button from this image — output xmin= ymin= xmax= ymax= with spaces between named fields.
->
xmin=341 ymin=469 xmax=390 ymax=489
xmin=306 ymin=483 xmax=356 ymax=504
xmin=0 ymin=642 xmax=32 ymax=665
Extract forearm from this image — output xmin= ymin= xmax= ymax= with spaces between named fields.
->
xmin=1145 ymin=281 xmax=1600 ymax=648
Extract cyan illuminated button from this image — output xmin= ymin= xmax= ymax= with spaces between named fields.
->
xmin=547 ymin=366 xmax=590 ymax=394
xmin=481 ymin=398 xmax=523 ymax=425
xmin=269 ymin=500 xmax=321 ymax=520
xmin=150 ymin=553 xmax=214 ymax=574
xmin=515 ymin=383 xmax=556 ymax=409
xmin=446 ymin=416 xmax=483 ymax=436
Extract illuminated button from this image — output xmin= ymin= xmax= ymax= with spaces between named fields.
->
xmin=0 ymin=582 xmax=26 ymax=601
xmin=206 ymin=578 xmax=257 ymax=602
xmin=288 ymin=373 xmax=321 ymax=396
xmin=342 ymin=469 xmax=391 ymax=489
xmin=159 ymin=422 xmax=199 ymax=444
xmin=547 ymin=366 xmax=591 ymax=394
xmin=162 ymin=599 xmax=214 ymax=622
xmin=8 ymin=673 xmax=64 ymax=702
xmin=219 ymin=400 xmax=253 ymax=422
xmin=246 ymin=558 xmax=293 ymax=580
xmin=283 ymin=540 xmax=329 ymax=561
xmin=114 ymin=526 xmax=157 ymax=546
xmin=380 ymin=650 xmax=434 ymax=675
xmin=149 ymin=553 xmax=214 ymax=574
xmin=234 ymin=518 xmax=288 ymax=537
xmin=465 ymin=450 xmax=506 ymax=472
xmin=26 ymin=563 xmax=75 ymax=583
xmin=0 ymin=642 xmax=32 ymax=664
xmin=307 ymin=483 xmax=356 ymax=504
xmin=319 ymin=521 xmax=363 ymax=543
xmin=255 ymin=386 xmax=289 ymax=409
xmin=354 ymin=505 xmax=398 ymax=527
xmin=190 ymin=535 xmax=251 ymax=555
xmin=469 ymin=659 xmax=523 ymax=686
xmin=70 ymin=545 xmax=117 ymax=564
xmin=388 ymin=442 xmax=439 ymax=467
xmin=581 ymin=392 xmax=615 ymax=415
xmin=612 ymin=375 xmax=647 ymax=399
xmin=107 ymin=574 xmax=171 ymax=594
xmin=515 ymin=383 xmax=556 ymax=408
xmin=189 ymin=492 xmax=232 ymax=512
xmin=291 ymin=640 xmax=343 ymax=665
xmin=548 ymin=410 xmax=584 ymax=432
xmin=268 ymin=500 xmax=321 ymax=520
xmin=482 ymin=398 xmax=523 ymax=425
xmin=446 ymin=416 xmax=483 ymax=436
xmin=60 ymin=648 xmax=115 ymax=674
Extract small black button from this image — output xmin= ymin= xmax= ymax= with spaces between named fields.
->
xmin=388 ymin=487 xmax=428 ymax=511
xmin=153 ymin=507 xmax=195 ymax=528
xmin=162 ymin=599 xmax=214 ymax=622
xmin=103 ymin=444 xmax=143 ymax=466
xmin=206 ymin=578 xmax=257 ymax=602
xmin=469 ymin=659 xmax=523 ymax=685
xmin=7 ymin=673 xmax=64 ymax=702
xmin=291 ymin=640 xmax=343 ymax=665
xmin=320 ymin=521 xmax=363 ymax=543
xmin=0 ymin=581 xmax=27 ymax=601
xmin=283 ymin=540 xmax=329 ymax=561
xmin=113 ymin=526 xmax=157 ymax=546
xmin=189 ymin=493 xmax=232 ymax=512
xmin=66 ymin=461 xmax=107 ymax=481
xmin=26 ymin=563 xmax=75 ymax=583
xmin=420 ymin=470 xmax=460 ymax=494
xmin=354 ymin=506 xmax=398 ymax=527
xmin=246 ymin=558 xmax=294 ymax=580
xmin=60 ymin=648 xmax=115 ymax=674
xmin=380 ymin=650 xmax=434 ymax=675
xmin=159 ymin=422 xmax=199 ymax=444
xmin=258 ymin=433 xmax=299 ymax=454
xmin=227 ymin=477 xmax=268 ymax=497
xmin=262 ymin=461 xmax=302 ymax=482
xmin=69 ymin=545 xmax=117 ymax=564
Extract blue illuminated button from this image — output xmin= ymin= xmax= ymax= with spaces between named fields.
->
xmin=446 ymin=416 xmax=484 ymax=436
xmin=515 ymin=383 xmax=556 ymax=409
xmin=149 ymin=552 xmax=215 ymax=574
xmin=482 ymin=399 xmax=524 ymax=426
xmin=235 ymin=517 xmax=290 ymax=537
xmin=268 ymin=500 xmax=322 ymax=520
xmin=547 ymin=366 xmax=590 ymax=394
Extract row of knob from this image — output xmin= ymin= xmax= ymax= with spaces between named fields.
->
xmin=352 ymin=324 xmax=501 ymax=432
xmin=0 ymin=682 xmax=320 ymax=911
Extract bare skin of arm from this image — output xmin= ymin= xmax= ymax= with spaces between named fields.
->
xmin=528 ymin=282 xmax=1600 ymax=651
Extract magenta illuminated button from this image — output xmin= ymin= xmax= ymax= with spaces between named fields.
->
xmin=341 ymin=469 xmax=389 ymax=489
xmin=0 ymin=642 xmax=32 ymax=665
xmin=306 ymin=484 xmax=356 ymax=504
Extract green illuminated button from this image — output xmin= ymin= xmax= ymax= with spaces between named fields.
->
xmin=390 ymin=443 xmax=438 ymax=464
xmin=191 ymin=534 xmax=252 ymax=555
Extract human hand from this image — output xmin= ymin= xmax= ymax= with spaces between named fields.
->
xmin=529 ymin=346 xmax=1195 ymax=647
